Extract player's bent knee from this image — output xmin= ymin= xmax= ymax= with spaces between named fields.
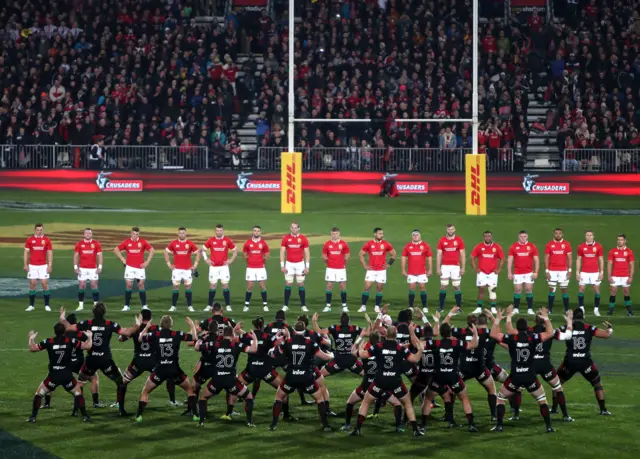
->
xmin=593 ymin=384 xmax=603 ymax=392
xmin=497 ymin=392 xmax=508 ymax=402
xmin=535 ymin=394 xmax=547 ymax=402
xmin=551 ymin=382 xmax=562 ymax=391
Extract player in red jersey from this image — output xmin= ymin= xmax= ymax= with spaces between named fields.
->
xmin=606 ymin=234 xmax=634 ymax=316
xmin=165 ymin=227 xmax=200 ymax=313
xmin=280 ymin=222 xmax=311 ymax=313
xmin=401 ymin=230 xmax=432 ymax=314
xmin=471 ymin=231 xmax=504 ymax=314
xmin=436 ymin=224 xmax=466 ymax=313
xmin=243 ymin=226 xmax=270 ymax=312
xmin=114 ymin=227 xmax=155 ymax=312
xmin=73 ymin=228 xmax=103 ymax=312
xmin=202 ymin=224 xmax=237 ymax=312
xmin=322 ymin=227 xmax=350 ymax=312
xmin=24 ymin=223 xmax=53 ymax=312
xmin=544 ymin=228 xmax=573 ymax=314
xmin=576 ymin=230 xmax=605 ymax=316
xmin=507 ymin=230 xmax=539 ymax=315
xmin=358 ymin=228 xmax=396 ymax=313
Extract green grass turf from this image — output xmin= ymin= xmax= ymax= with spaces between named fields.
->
xmin=0 ymin=190 xmax=639 ymax=459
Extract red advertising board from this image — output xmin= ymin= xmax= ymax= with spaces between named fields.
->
xmin=0 ymin=170 xmax=637 ymax=195
xmin=511 ymin=0 xmax=546 ymax=13
xmin=231 ymin=0 xmax=267 ymax=11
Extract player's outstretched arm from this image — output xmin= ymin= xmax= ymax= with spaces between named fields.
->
xmin=442 ymin=306 xmax=459 ymax=324
xmin=595 ymin=321 xmax=614 ymax=339
xmin=246 ymin=331 xmax=259 ymax=354
xmin=505 ymin=305 xmax=516 ymax=334
xmin=28 ymin=331 xmax=40 ymax=352
xmin=407 ymin=324 xmax=423 ymax=363
xmin=317 ymin=348 xmax=334 ymax=362
xmin=467 ymin=324 xmax=479 ymax=350
xmin=186 ymin=317 xmax=198 ymax=340
xmin=138 ymin=322 xmax=153 ymax=342
xmin=312 ymin=313 xmax=329 ymax=335
xmin=59 ymin=307 xmax=77 ymax=331
xmin=81 ymin=331 xmax=93 ymax=350
xmin=489 ymin=310 xmax=504 ymax=342
xmin=556 ymin=310 xmax=574 ymax=340
xmin=538 ymin=309 xmax=555 ymax=342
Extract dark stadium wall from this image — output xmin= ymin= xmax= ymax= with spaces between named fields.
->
xmin=0 ymin=170 xmax=638 ymax=195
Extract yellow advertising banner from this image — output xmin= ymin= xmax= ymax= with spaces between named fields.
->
xmin=281 ymin=152 xmax=302 ymax=214
xmin=465 ymin=154 xmax=487 ymax=216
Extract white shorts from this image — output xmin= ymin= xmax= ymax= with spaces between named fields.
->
xmin=285 ymin=261 xmax=306 ymax=276
xmin=124 ymin=266 xmax=146 ymax=280
xmin=77 ymin=268 xmax=99 ymax=282
xmin=548 ymin=270 xmax=570 ymax=286
xmin=611 ymin=276 xmax=630 ymax=288
xmin=513 ymin=273 xmax=534 ymax=285
xmin=27 ymin=264 xmax=49 ymax=280
xmin=246 ymin=267 xmax=268 ymax=281
xmin=579 ymin=272 xmax=601 ymax=286
xmin=209 ymin=265 xmax=231 ymax=283
xmin=325 ymin=268 xmax=347 ymax=282
xmin=440 ymin=265 xmax=461 ymax=280
xmin=172 ymin=269 xmax=193 ymax=283
xmin=365 ymin=270 xmax=387 ymax=284
xmin=476 ymin=272 xmax=498 ymax=287
xmin=407 ymin=274 xmax=428 ymax=284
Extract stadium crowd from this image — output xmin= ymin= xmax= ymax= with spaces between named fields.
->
xmin=0 ymin=0 xmax=638 ymax=171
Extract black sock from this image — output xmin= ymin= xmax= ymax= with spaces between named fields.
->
xmin=125 ymin=289 xmax=132 ymax=307
xmin=609 ymin=295 xmax=616 ymax=310
xmin=209 ymin=289 xmax=216 ymax=306
xmin=594 ymin=294 xmax=601 ymax=308
xmin=597 ymin=396 xmax=607 ymax=412
xmin=92 ymin=392 xmax=99 ymax=405
xmin=445 ymin=401 xmax=454 ymax=422
xmin=375 ymin=292 xmax=383 ymax=307
xmin=139 ymin=290 xmax=147 ymax=306
xmin=326 ymin=290 xmax=332 ymax=306
xmin=420 ymin=291 xmax=427 ymax=308
xmin=223 ymin=288 xmax=230 ymax=306
xmin=345 ymin=403 xmax=355 ymax=424
xmin=410 ymin=420 xmax=419 ymax=432
xmin=513 ymin=294 xmax=521 ymax=309
xmin=421 ymin=414 xmax=428 ymax=427
xmin=497 ymin=404 xmax=505 ymax=426
xmin=171 ymin=290 xmax=179 ymax=307
xmin=466 ymin=412 xmax=475 ymax=425
xmin=31 ymin=394 xmax=42 ymax=418
xmin=361 ymin=291 xmax=369 ymax=308
xmin=245 ymin=398 xmax=254 ymax=423
xmin=325 ymin=400 xmax=331 ymax=413
xmin=78 ymin=290 xmax=85 ymax=304
xmin=284 ymin=286 xmax=292 ymax=306
xmin=562 ymin=293 xmax=570 ymax=311
xmin=439 ymin=290 xmax=446 ymax=309
xmin=578 ymin=292 xmax=585 ymax=307
xmin=540 ymin=403 xmax=551 ymax=428
xmin=299 ymin=287 xmax=306 ymax=306
xmin=272 ymin=400 xmax=282 ymax=426
xmin=43 ymin=290 xmax=50 ymax=307
xmin=551 ymin=392 xmax=558 ymax=412
xmin=261 ymin=290 xmax=267 ymax=304
xmin=624 ymin=296 xmax=632 ymax=311
xmin=92 ymin=290 xmax=99 ymax=303
xmin=167 ymin=380 xmax=176 ymax=403
xmin=454 ymin=291 xmax=462 ymax=307
xmin=373 ymin=396 xmax=383 ymax=415
xmin=340 ymin=290 xmax=347 ymax=304
xmin=356 ymin=414 xmax=365 ymax=429
xmin=118 ymin=384 xmax=128 ymax=413
xmin=72 ymin=394 xmax=79 ymax=415
xmin=199 ymin=400 xmax=207 ymax=423
xmin=245 ymin=290 xmax=252 ymax=305
xmin=298 ymin=389 xmax=307 ymax=404
xmin=513 ymin=392 xmax=522 ymax=415
xmin=44 ymin=394 xmax=51 ymax=406
xmin=556 ymin=391 xmax=568 ymax=417
xmin=408 ymin=291 xmax=416 ymax=308
xmin=137 ymin=400 xmax=147 ymax=417
xmin=29 ymin=290 xmax=36 ymax=307
xmin=185 ymin=289 xmax=193 ymax=307
xmin=488 ymin=394 xmax=497 ymax=418
xmin=318 ymin=401 xmax=328 ymax=426
xmin=76 ymin=394 xmax=88 ymax=416
xmin=394 ymin=405 xmax=402 ymax=427
xmin=526 ymin=293 xmax=533 ymax=310
xmin=252 ymin=380 xmax=261 ymax=398
xmin=226 ymin=404 xmax=234 ymax=416
xmin=187 ymin=395 xmax=196 ymax=413
xmin=282 ymin=402 xmax=290 ymax=417
xmin=548 ymin=292 xmax=555 ymax=310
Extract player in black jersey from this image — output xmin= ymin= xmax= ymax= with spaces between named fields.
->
xmin=421 ymin=322 xmax=479 ymax=431
xmin=27 ymin=323 xmax=93 ymax=423
xmin=297 ymin=314 xmax=334 ymax=415
xmin=135 ymin=315 xmax=199 ymax=422
xmin=489 ymin=307 xmax=560 ymax=433
xmin=555 ymin=308 xmax=613 ymax=416
xmin=313 ymin=312 xmax=364 ymax=378
xmin=195 ymin=324 xmax=258 ymax=427
xmin=446 ymin=312 xmax=498 ymax=421
xmin=198 ymin=302 xmax=237 ymax=336
xmin=60 ymin=303 xmax=138 ymax=409
xmin=352 ymin=325 xmax=424 ymax=437
xmin=268 ymin=321 xmax=336 ymax=431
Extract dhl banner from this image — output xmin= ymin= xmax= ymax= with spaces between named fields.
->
xmin=281 ymin=152 xmax=302 ymax=214
xmin=465 ymin=154 xmax=487 ymax=216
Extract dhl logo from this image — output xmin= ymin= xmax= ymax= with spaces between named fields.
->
xmin=465 ymin=154 xmax=486 ymax=216
xmin=286 ymin=160 xmax=297 ymax=205
xmin=470 ymin=163 xmax=481 ymax=207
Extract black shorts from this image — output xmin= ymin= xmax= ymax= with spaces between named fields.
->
xmin=80 ymin=355 xmax=121 ymax=381
xmin=430 ymin=373 xmax=466 ymax=395
xmin=414 ymin=372 xmax=434 ymax=389
xmin=43 ymin=373 xmax=77 ymax=392
xmin=70 ymin=359 xmax=84 ymax=375
xmin=367 ymin=381 xmax=408 ymax=400
xmin=461 ymin=366 xmax=491 ymax=383
xmin=314 ymin=367 xmax=322 ymax=380
xmin=533 ymin=360 xmax=558 ymax=383
xmin=239 ymin=366 xmax=279 ymax=384
xmin=402 ymin=360 xmax=418 ymax=378
xmin=280 ymin=376 xmax=318 ymax=395
xmin=557 ymin=359 xmax=600 ymax=385
xmin=207 ymin=377 xmax=248 ymax=396
xmin=150 ymin=367 xmax=188 ymax=386
xmin=504 ymin=374 xmax=542 ymax=393
xmin=126 ymin=359 xmax=155 ymax=380
xmin=193 ymin=362 xmax=215 ymax=384
xmin=325 ymin=355 xmax=363 ymax=375
xmin=355 ymin=378 xmax=375 ymax=399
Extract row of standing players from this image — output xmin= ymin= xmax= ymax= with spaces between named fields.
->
xmin=27 ymin=300 xmax=614 ymax=435
xmin=23 ymin=223 xmax=635 ymax=316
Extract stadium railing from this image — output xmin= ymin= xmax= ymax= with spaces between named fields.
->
xmin=563 ymin=149 xmax=640 ymax=173
xmin=0 ymin=144 xmax=209 ymax=170
xmin=257 ymin=147 xmax=515 ymax=172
